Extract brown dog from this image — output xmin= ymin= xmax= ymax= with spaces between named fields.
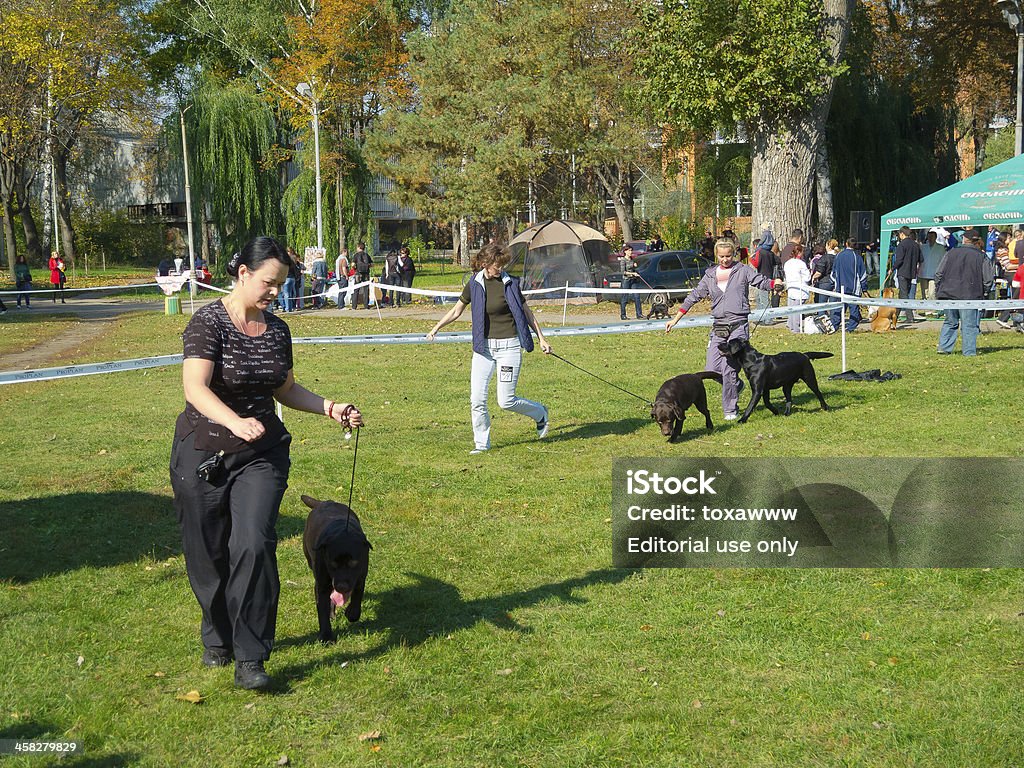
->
xmin=869 ymin=286 xmax=898 ymax=333
xmin=651 ymin=371 xmax=723 ymax=441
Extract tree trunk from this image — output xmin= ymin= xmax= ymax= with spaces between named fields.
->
xmin=200 ymin=196 xmax=212 ymax=267
xmin=814 ymin=140 xmax=835 ymax=241
xmin=337 ymin=171 xmax=345 ymax=255
xmin=459 ymin=216 xmax=470 ymax=268
xmin=18 ymin=197 xmax=42 ymax=264
xmin=751 ymin=0 xmax=851 ymax=241
xmin=53 ymin=147 xmax=76 ymax=264
xmin=595 ymin=161 xmax=634 ymax=243
xmin=1 ymin=200 xmax=16 ymax=272
xmin=12 ymin=160 xmax=42 ymax=263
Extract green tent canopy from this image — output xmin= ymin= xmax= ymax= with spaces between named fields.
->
xmin=879 ymin=153 xmax=1024 ymax=278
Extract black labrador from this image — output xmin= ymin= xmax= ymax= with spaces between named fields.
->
xmin=650 ymin=371 xmax=723 ymax=441
xmin=717 ymin=338 xmax=832 ymax=423
xmin=302 ymin=494 xmax=372 ymax=643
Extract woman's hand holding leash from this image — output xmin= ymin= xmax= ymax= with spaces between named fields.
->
xmin=540 ymin=339 xmax=552 ymax=354
xmin=325 ymin=400 xmax=363 ymax=428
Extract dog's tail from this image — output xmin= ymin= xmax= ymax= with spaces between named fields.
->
xmin=804 ymin=352 xmax=834 ymax=360
xmin=698 ymin=371 xmax=724 ymax=383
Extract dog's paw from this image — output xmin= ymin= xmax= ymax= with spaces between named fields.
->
xmin=317 ymin=631 xmax=337 ymax=644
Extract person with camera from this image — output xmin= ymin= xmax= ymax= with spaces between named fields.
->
xmin=169 ymin=236 xmax=363 ymax=690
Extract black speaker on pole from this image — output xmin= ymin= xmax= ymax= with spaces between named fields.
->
xmin=849 ymin=211 xmax=877 ymax=244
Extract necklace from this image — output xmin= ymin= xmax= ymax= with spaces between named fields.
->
xmin=223 ymin=299 xmax=264 ymax=337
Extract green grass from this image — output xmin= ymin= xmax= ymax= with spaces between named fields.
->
xmin=1 ymin=316 xmax=1023 ymax=766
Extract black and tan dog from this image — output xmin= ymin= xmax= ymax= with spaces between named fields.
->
xmin=651 ymin=371 xmax=723 ymax=441
xmin=302 ymin=494 xmax=371 ymax=643
xmin=646 ymin=295 xmax=671 ymax=320
xmin=717 ymin=338 xmax=832 ymax=423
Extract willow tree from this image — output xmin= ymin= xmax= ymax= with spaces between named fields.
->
xmin=170 ymin=77 xmax=282 ymax=261
xmin=638 ymin=0 xmax=853 ymax=241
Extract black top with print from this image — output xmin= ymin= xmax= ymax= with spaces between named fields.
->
xmin=181 ymin=300 xmax=292 ymax=426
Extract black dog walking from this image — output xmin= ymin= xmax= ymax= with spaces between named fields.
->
xmin=717 ymin=338 xmax=832 ymax=423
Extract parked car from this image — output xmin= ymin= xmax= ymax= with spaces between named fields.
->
xmin=600 ymin=250 xmax=713 ymax=304
xmin=610 ymin=240 xmax=650 ymax=262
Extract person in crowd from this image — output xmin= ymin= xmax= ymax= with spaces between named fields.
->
xmin=919 ymin=230 xmax=945 ymax=313
xmin=397 ymin=245 xmax=416 ymax=307
xmin=865 ymin=240 xmax=880 ymax=277
xmin=779 ymin=228 xmax=804 ymax=266
xmin=353 ymin=242 xmax=372 ymax=309
xmin=830 ymin=238 xmax=867 ymax=332
xmin=381 ymin=249 xmax=401 ymax=307
xmin=426 ymin=242 xmax=551 ymax=454
xmin=700 ymin=229 xmax=715 ymax=259
xmin=14 ymin=254 xmax=32 ymax=308
xmin=665 ymin=238 xmax=782 ymax=421
xmin=619 ymin=245 xmax=644 ymax=320
xmin=334 ymin=248 xmax=350 ymax=309
xmin=648 ymin=235 xmax=664 ymax=252
xmin=935 ymin=228 xmax=992 ymax=357
xmin=811 ymin=240 xmax=837 ymax=308
xmin=751 ymin=228 xmax=778 ymax=320
xmin=286 ymin=247 xmax=305 ymax=310
xmin=310 ymin=249 xmax=328 ymax=309
xmin=893 ymin=225 xmax=923 ymax=324
xmin=48 ymin=250 xmax=66 ymax=303
xmin=279 ymin=249 xmax=297 ymax=312
xmin=158 ymin=258 xmax=172 ymax=277
xmin=783 ymin=243 xmax=811 ymax=333
xmin=170 ymin=236 xmax=363 ymax=690
xmin=995 ymin=242 xmax=1017 ymax=329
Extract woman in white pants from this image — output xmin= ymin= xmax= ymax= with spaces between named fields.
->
xmin=427 ymin=243 xmax=552 ymax=454
xmin=783 ymin=244 xmax=811 ymax=333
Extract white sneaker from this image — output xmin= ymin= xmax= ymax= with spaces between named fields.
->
xmin=536 ymin=409 xmax=549 ymax=439
xmin=724 ymin=413 xmax=738 ymax=421
xmin=996 ymin=319 xmax=1013 ymax=329
xmin=469 ymin=448 xmax=488 ymax=455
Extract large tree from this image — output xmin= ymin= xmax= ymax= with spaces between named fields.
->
xmin=0 ymin=0 xmax=142 ymax=269
xmin=638 ymin=0 xmax=853 ymax=241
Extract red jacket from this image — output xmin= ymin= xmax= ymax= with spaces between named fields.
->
xmin=48 ymin=256 xmax=65 ymax=285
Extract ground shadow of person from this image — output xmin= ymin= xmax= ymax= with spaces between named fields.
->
xmin=273 ymin=568 xmax=634 ymax=683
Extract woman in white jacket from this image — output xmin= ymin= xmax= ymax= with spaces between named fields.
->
xmin=783 ymin=244 xmax=811 ymax=333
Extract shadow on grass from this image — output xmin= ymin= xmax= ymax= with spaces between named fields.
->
xmin=0 ymin=492 xmax=306 ymax=584
xmin=274 ymin=568 xmax=634 ymax=685
xmin=541 ymin=416 xmax=649 ymax=442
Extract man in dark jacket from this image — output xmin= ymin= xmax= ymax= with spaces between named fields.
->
xmin=893 ymin=226 xmax=923 ymax=324
xmin=352 ymin=243 xmax=372 ymax=309
xmin=752 ymin=228 xmax=778 ymax=319
xmin=935 ymin=229 xmax=992 ymax=356
xmin=830 ymin=238 xmax=868 ymax=332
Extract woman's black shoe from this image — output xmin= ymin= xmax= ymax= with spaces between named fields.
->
xmin=234 ymin=660 xmax=271 ymax=690
xmin=201 ymin=648 xmax=232 ymax=668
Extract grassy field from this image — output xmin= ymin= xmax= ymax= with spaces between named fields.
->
xmin=1 ymin=313 xmax=1022 ymax=767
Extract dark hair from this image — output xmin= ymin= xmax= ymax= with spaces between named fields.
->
xmin=16 ymin=254 xmax=26 ymax=264
xmin=899 ymin=225 xmax=912 ymax=236
xmin=472 ymin=242 xmax=512 ymax=272
xmin=845 ymin=237 xmax=858 ymax=248
xmin=812 ymin=242 xmax=826 ymax=256
xmin=226 ymin=237 xmax=290 ymax=278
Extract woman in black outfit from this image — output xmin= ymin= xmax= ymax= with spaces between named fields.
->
xmin=170 ymin=236 xmax=363 ymax=690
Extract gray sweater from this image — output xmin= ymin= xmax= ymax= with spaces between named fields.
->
xmin=679 ymin=263 xmax=774 ymax=324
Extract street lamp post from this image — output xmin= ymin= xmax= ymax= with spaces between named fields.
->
xmin=998 ymin=0 xmax=1024 ymax=156
xmin=296 ymin=82 xmax=323 ymax=248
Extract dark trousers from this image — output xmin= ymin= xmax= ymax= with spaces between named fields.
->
xmin=399 ymin=272 xmax=414 ymax=306
xmin=170 ymin=429 xmax=291 ymax=661
xmin=354 ymin=273 xmax=370 ymax=308
xmin=619 ymin=281 xmax=642 ymax=319
xmin=897 ymin=276 xmax=915 ymax=323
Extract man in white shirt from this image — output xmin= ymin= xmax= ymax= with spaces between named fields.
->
xmin=335 ymin=249 xmax=350 ymax=309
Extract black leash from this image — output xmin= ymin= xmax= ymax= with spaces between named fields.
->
xmin=549 ymin=352 xmax=652 ymax=406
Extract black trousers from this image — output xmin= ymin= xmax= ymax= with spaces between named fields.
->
xmin=897 ymin=276 xmax=916 ymax=323
xmin=170 ymin=428 xmax=291 ymax=661
xmin=354 ymin=273 xmax=370 ymax=308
